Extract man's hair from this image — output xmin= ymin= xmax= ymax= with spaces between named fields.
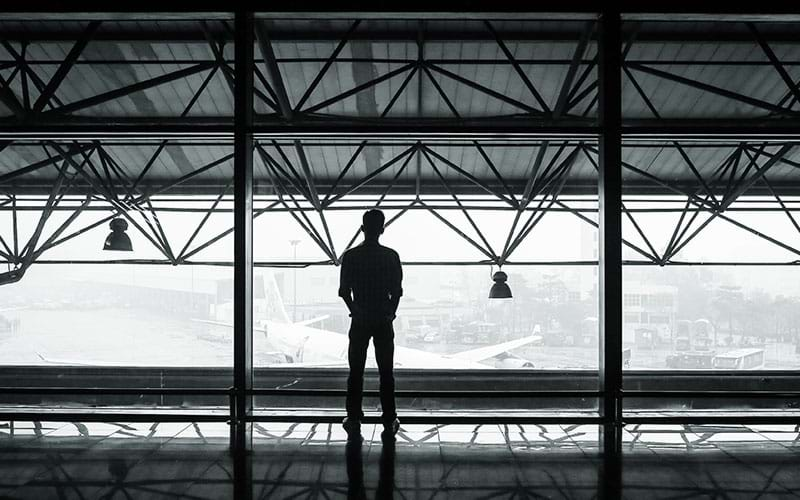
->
xmin=362 ymin=209 xmax=385 ymax=235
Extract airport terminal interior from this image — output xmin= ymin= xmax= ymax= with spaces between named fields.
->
xmin=2 ymin=5 xmax=800 ymax=499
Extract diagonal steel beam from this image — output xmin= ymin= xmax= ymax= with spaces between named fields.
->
xmin=662 ymin=197 xmax=702 ymax=263
xmin=674 ymin=145 xmax=719 ymax=208
xmin=295 ymin=20 xmax=361 ymax=112
xmin=421 ymin=148 xmax=497 ymax=259
xmin=422 ymin=201 xmax=496 ymax=262
xmin=717 ymin=210 xmax=800 ymax=258
xmin=484 ymin=20 xmax=551 ymax=115
xmin=18 ymin=158 xmax=70 ymax=267
xmin=521 ymin=141 xmax=553 ymax=207
xmin=1 ymin=41 xmax=64 ymax=111
xmin=293 ymin=140 xmax=322 ymax=211
xmin=291 ymin=141 xmax=339 ymax=263
xmin=760 ymin=172 xmax=800 ymax=235
xmin=318 ymin=210 xmax=339 ymax=265
xmin=269 ymin=140 xmax=308 ymax=193
xmin=19 ymin=43 xmax=30 ymax=111
xmin=624 ymin=68 xmax=722 ymax=209
xmin=421 ymin=64 xmax=460 ymax=117
xmin=321 ymin=140 xmax=367 ymax=206
xmin=582 ymin=146 xmax=661 ymax=263
xmin=566 ymin=80 xmax=597 ymax=113
xmin=723 ymin=146 xmax=745 ymax=200
xmin=0 ymin=144 xmax=94 ymax=185
xmin=666 ymin=145 xmax=796 ymax=261
xmin=304 ymin=63 xmax=415 ymax=115
xmin=254 ymin=64 xmax=281 ymax=109
xmin=200 ymin=21 xmax=235 ymax=91
xmin=565 ymin=55 xmax=596 ymax=107
xmin=627 ymin=62 xmax=800 ymax=117
xmin=256 ymin=145 xmax=311 ymax=200
xmin=380 ymin=64 xmax=418 ymax=118
xmin=425 ymin=62 xmax=541 ymax=115
xmin=199 ymin=20 xmax=275 ymax=114
xmin=748 ymin=23 xmax=800 ymax=105
xmin=45 ymin=62 xmax=216 ymax=115
xmin=722 ymin=144 xmax=793 ymax=210
xmin=473 ymin=141 xmax=519 ymax=208
xmin=132 ymin=153 xmax=235 ymax=203
xmin=31 ymin=196 xmax=92 ymax=261
xmin=254 ymin=20 xmax=293 ymax=120
xmin=585 ymin=144 xmax=717 ymax=211
xmin=180 ymin=201 xmax=280 ymax=262
xmin=622 ymin=202 xmax=662 ymax=264
xmin=326 ymin=145 xmax=417 ymax=205
xmin=503 ymin=148 xmax=579 ymax=260
xmin=556 ymin=200 xmax=659 ymax=264
xmin=0 ymin=71 xmax=26 ymax=119
xmin=554 ymin=21 xmax=593 ymax=118
xmin=128 ymin=142 xmax=168 ymax=195
xmin=177 ymin=179 xmax=232 ymax=262
xmin=262 ymin=157 xmax=334 ymax=261
xmin=33 ymin=21 xmax=100 ymax=113
xmin=422 ymin=145 xmax=516 ymax=207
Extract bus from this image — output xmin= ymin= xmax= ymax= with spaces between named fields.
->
xmin=712 ymin=348 xmax=765 ymax=370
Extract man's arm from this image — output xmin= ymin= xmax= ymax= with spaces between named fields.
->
xmin=388 ymin=252 xmax=403 ymax=318
xmin=338 ymin=253 xmax=363 ymax=318
xmin=338 ymin=253 xmax=356 ymax=316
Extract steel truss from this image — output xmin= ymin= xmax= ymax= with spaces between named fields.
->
xmin=0 ymin=17 xmax=602 ymax=129
xmin=3 ymin=16 xmax=800 ymax=132
xmin=2 ymin=139 xmax=799 ymax=272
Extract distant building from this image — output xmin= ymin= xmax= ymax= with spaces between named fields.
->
xmin=622 ymin=282 xmax=678 ymax=346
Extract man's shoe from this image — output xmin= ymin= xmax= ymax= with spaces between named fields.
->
xmin=382 ymin=417 xmax=400 ymax=437
xmin=342 ymin=417 xmax=361 ymax=438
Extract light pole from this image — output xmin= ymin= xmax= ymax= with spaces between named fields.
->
xmin=289 ymin=239 xmax=300 ymax=322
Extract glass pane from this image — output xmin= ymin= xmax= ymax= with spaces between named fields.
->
xmin=0 ymin=138 xmax=234 ymax=409
xmin=252 ymin=138 xmax=599 ymax=414
xmin=622 ymin=138 xmax=800 ymax=413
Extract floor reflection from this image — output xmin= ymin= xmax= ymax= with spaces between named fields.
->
xmin=1 ymin=421 xmax=799 ymax=499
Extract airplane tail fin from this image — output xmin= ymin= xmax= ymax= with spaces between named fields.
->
xmin=255 ymin=270 xmax=291 ymax=324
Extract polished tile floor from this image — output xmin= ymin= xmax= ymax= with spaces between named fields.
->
xmin=1 ymin=421 xmax=799 ymax=499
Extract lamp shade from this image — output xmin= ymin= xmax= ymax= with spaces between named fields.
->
xmin=103 ymin=218 xmax=133 ymax=251
xmin=489 ymin=270 xmax=512 ymax=299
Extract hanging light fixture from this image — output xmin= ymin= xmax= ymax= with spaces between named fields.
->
xmin=103 ymin=218 xmax=133 ymax=251
xmin=488 ymin=270 xmax=512 ymax=299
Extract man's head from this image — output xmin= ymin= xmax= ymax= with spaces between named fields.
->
xmin=362 ymin=209 xmax=385 ymax=239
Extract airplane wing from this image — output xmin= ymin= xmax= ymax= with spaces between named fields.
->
xmin=448 ymin=334 xmax=542 ymax=363
xmin=192 ymin=318 xmax=268 ymax=334
xmin=35 ymin=352 xmax=123 ymax=367
xmin=294 ymin=315 xmax=329 ymax=327
xmin=262 ymin=360 xmax=348 ymax=368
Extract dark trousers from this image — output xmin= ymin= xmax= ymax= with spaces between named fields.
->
xmin=346 ymin=319 xmax=396 ymax=422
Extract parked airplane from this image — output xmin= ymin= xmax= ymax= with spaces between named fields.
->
xmin=34 ymin=271 xmax=538 ymax=369
xmin=195 ymin=271 xmax=538 ymax=370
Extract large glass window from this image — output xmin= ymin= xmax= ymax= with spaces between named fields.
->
xmin=619 ymin=17 xmax=800 ymax=415
xmin=251 ymin=137 xmax=599 ymax=414
xmin=0 ymin=11 xmax=235 ymax=410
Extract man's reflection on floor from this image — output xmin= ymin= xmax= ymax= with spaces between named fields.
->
xmin=346 ymin=431 xmax=396 ymax=499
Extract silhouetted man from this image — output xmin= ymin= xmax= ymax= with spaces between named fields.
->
xmin=338 ymin=209 xmax=402 ymax=438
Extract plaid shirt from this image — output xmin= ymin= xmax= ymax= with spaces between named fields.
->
xmin=338 ymin=241 xmax=403 ymax=319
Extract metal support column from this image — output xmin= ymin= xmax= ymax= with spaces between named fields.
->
xmin=598 ymin=8 xmax=623 ymax=500
xmin=232 ymin=9 xmax=254 ymax=459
